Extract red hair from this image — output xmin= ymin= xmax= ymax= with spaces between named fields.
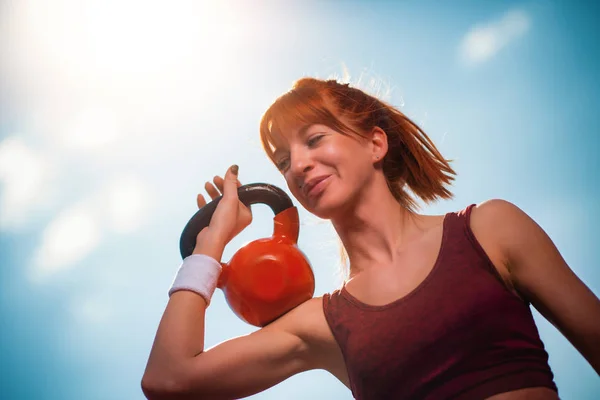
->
xmin=260 ymin=77 xmax=455 ymax=211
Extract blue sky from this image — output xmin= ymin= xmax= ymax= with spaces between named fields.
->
xmin=1 ymin=0 xmax=599 ymax=399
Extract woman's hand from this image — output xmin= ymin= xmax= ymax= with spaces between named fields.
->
xmin=193 ymin=165 xmax=253 ymax=259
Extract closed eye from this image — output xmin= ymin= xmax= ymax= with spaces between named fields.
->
xmin=276 ymin=157 xmax=290 ymax=171
xmin=307 ymin=134 xmax=324 ymax=147
xmin=275 ymin=135 xmax=325 ymax=172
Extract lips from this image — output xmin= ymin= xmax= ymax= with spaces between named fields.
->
xmin=302 ymin=175 xmax=330 ymax=197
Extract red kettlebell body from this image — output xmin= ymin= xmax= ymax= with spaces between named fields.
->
xmin=217 ymin=208 xmax=315 ymax=326
xmin=179 ymin=183 xmax=315 ymax=327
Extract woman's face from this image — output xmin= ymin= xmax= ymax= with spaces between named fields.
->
xmin=273 ymin=124 xmax=375 ymax=219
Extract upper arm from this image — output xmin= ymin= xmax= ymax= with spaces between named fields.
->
xmin=153 ymin=297 xmax=329 ymax=399
xmin=182 ymin=322 xmax=308 ymax=399
xmin=473 ymin=199 xmax=600 ymax=371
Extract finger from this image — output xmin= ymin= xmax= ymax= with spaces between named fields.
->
xmin=197 ymin=193 xmax=207 ymax=209
xmin=213 ymin=176 xmax=241 ymax=191
xmin=204 ymin=181 xmax=221 ymax=200
xmin=222 ymin=165 xmax=239 ymax=199
xmin=213 ymin=175 xmax=225 ymax=194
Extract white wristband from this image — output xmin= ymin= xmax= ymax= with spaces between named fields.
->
xmin=168 ymin=254 xmax=222 ymax=306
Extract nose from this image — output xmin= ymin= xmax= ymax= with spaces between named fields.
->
xmin=289 ymin=146 xmax=313 ymax=174
xmin=288 ymin=147 xmax=313 ymax=186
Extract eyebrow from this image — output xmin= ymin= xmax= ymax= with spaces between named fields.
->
xmin=272 ymin=124 xmax=326 ymax=158
xmin=298 ymin=124 xmax=312 ymax=137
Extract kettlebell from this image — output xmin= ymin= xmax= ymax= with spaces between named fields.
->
xmin=179 ymin=183 xmax=315 ymax=327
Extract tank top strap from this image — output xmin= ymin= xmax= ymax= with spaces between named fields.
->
xmin=445 ymin=203 xmax=517 ymax=294
xmin=322 ymin=289 xmax=349 ymax=331
xmin=322 ymin=289 xmax=356 ymax=394
xmin=435 ymin=203 xmax=476 ymax=252
xmin=441 ymin=203 xmax=475 ymax=235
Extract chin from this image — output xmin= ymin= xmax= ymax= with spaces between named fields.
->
xmin=303 ymin=191 xmax=349 ymax=220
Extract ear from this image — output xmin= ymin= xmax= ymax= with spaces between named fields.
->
xmin=369 ymin=126 xmax=388 ymax=163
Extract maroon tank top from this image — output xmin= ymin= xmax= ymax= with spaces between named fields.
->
xmin=322 ymin=205 xmax=557 ymax=400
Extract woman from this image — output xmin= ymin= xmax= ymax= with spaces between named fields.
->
xmin=142 ymin=78 xmax=600 ymax=399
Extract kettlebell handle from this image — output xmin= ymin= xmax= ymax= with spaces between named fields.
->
xmin=179 ymin=183 xmax=297 ymax=259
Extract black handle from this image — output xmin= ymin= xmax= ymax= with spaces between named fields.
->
xmin=179 ymin=183 xmax=293 ymax=259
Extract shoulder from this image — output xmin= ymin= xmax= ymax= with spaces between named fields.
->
xmin=468 ymin=198 xmax=558 ymax=279
xmin=462 ymin=198 xmax=520 ymax=242
xmin=466 ymin=199 xmax=533 ymax=291
xmin=469 ymin=198 xmax=523 ymax=225
xmin=468 ymin=199 xmax=539 ymax=254
xmin=468 ymin=199 xmax=533 ymax=246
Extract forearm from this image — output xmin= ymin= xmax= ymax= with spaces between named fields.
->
xmin=150 ymin=292 xmax=208 ymax=362
xmin=142 ymin=292 xmax=209 ymax=399
xmin=144 ymin=237 xmax=225 ymax=383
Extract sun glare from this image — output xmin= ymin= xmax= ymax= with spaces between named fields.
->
xmin=0 ymin=0 xmax=250 ymax=150
xmin=82 ymin=0 xmax=212 ymax=74
xmin=7 ymin=0 xmax=241 ymax=94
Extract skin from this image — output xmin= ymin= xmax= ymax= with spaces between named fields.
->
xmin=142 ymin=123 xmax=600 ymax=400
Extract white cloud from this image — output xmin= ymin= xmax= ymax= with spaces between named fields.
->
xmin=28 ymin=174 xmax=153 ymax=281
xmin=32 ymin=203 xmax=101 ymax=280
xmin=459 ymin=9 xmax=531 ymax=65
xmin=0 ymin=137 xmax=56 ymax=230
xmin=0 ymin=138 xmax=152 ymax=280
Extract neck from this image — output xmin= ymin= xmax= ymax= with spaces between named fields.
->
xmin=331 ymin=175 xmax=422 ymax=279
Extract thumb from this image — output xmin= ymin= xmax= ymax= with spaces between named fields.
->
xmin=222 ymin=164 xmax=239 ymax=199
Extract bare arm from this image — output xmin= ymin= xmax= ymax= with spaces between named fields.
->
xmin=142 ymin=166 xmax=329 ymax=398
xmin=141 ymin=231 xmax=321 ymax=399
xmin=474 ymin=199 xmax=600 ymax=374
xmin=142 ymin=289 xmax=320 ymax=399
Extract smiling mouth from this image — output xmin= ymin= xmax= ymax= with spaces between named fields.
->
xmin=305 ymin=176 xmax=331 ymax=198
